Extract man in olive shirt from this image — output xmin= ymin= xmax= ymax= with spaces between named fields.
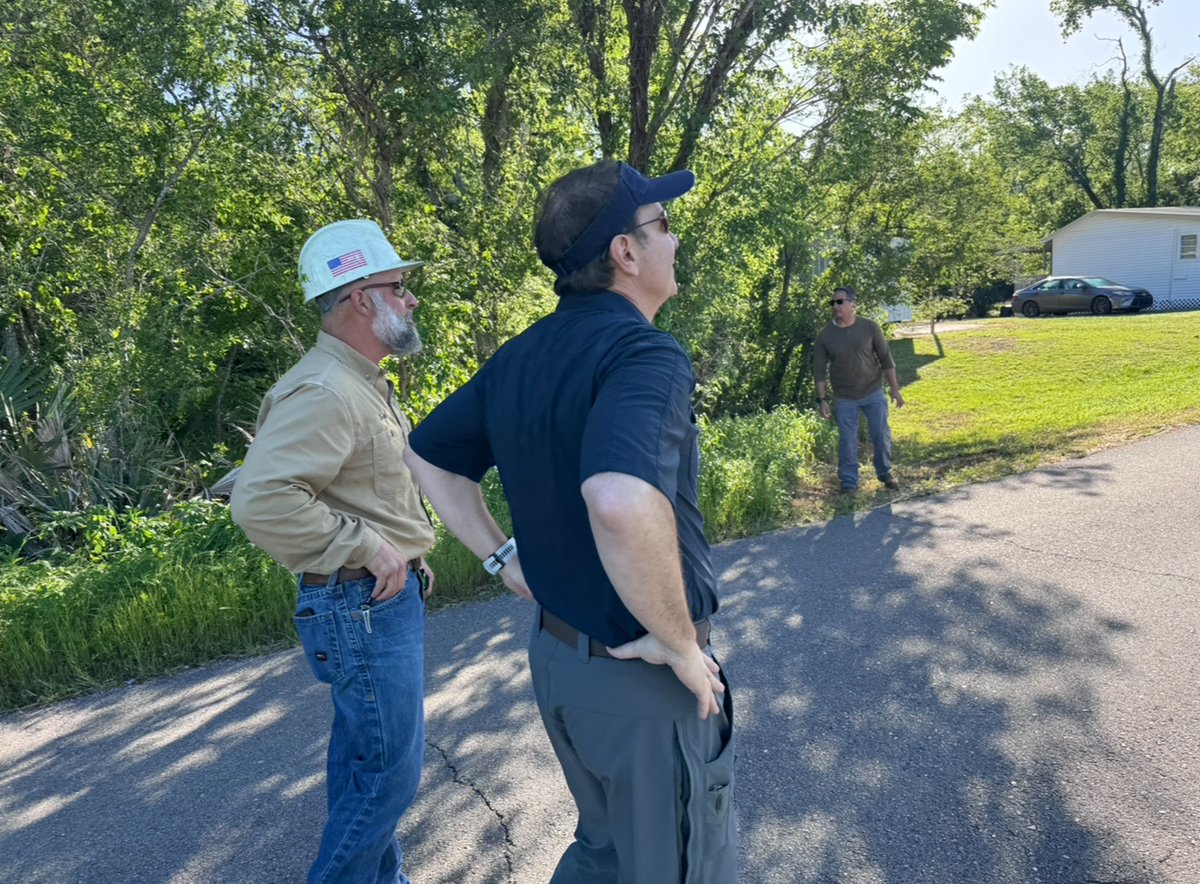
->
xmin=231 ymin=219 xmax=434 ymax=884
xmin=813 ymin=285 xmax=905 ymax=493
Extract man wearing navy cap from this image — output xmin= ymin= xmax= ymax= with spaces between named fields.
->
xmin=405 ymin=160 xmax=736 ymax=881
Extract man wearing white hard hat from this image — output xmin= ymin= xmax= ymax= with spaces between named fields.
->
xmin=232 ymin=219 xmax=435 ymax=884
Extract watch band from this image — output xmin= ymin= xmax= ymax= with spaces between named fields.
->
xmin=483 ymin=537 xmax=517 ymax=575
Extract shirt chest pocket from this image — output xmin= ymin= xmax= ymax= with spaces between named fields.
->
xmin=371 ymin=426 xmax=408 ymax=499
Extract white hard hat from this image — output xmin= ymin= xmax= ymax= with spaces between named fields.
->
xmin=298 ymin=219 xmax=423 ymax=302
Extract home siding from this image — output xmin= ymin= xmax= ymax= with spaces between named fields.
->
xmin=1053 ymin=214 xmax=1200 ymax=306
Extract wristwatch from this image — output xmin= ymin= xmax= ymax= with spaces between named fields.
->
xmin=482 ymin=537 xmax=517 ymax=575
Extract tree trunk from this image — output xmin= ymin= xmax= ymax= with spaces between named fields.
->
xmin=1113 ymin=44 xmax=1134 ymax=207
xmin=623 ymin=0 xmax=665 ymax=170
xmin=570 ymin=0 xmax=619 ymax=158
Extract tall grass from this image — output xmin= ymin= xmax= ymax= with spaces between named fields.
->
xmin=0 ymin=502 xmax=295 ymax=709
xmin=0 ymin=502 xmax=511 ymax=709
xmin=1 ymin=410 xmax=826 ymax=709
xmin=699 ymin=407 xmax=831 ymax=540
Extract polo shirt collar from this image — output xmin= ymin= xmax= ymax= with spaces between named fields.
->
xmin=555 ymin=289 xmax=649 ymax=323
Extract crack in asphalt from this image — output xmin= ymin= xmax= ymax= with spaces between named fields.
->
xmin=997 ymin=539 xmax=1199 ymax=587
xmin=887 ymin=511 xmax=1200 ymax=586
xmin=425 ymin=737 xmax=517 ymax=882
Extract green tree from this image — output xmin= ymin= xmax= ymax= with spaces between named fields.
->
xmin=1 ymin=0 xmax=323 ymax=481
xmin=1050 ymin=0 xmax=1195 ymax=206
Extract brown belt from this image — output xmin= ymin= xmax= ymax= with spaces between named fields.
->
xmin=301 ymin=560 xmax=424 ymax=587
xmin=539 ymin=609 xmax=710 ymax=659
xmin=300 ymin=566 xmax=371 ymax=586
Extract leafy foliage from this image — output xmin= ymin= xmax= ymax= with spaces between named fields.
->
xmin=699 ymin=406 xmax=832 ymax=540
xmin=1 ymin=0 xmax=989 ymax=544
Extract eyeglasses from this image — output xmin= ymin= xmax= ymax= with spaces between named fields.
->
xmin=362 ymin=281 xmax=409 ymax=298
xmin=629 ymin=211 xmax=669 ymax=235
xmin=338 ymin=278 xmax=410 ymax=304
xmin=829 ymin=298 xmax=851 ymax=306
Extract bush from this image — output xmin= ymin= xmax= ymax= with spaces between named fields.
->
xmin=699 ymin=407 xmax=831 ymax=541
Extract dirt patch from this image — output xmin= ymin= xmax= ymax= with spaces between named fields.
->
xmin=892 ymin=321 xmax=993 ymax=337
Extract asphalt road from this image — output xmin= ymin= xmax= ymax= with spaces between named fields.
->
xmin=2 ymin=426 xmax=1198 ymax=884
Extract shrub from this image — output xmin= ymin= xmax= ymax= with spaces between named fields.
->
xmin=699 ymin=407 xmax=831 ymax=541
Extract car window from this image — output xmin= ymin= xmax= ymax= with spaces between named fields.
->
xmin=1083 ymin=277 xmax=1118 ymax=287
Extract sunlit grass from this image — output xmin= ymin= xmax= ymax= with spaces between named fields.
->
xmin=798 ymin=311 xmax=1200 ymax=515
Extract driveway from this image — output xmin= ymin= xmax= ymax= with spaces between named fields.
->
xmin=2 ymin=426 xmax=1198 ymax=883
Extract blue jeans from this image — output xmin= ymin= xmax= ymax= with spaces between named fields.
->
xmin=293 ymin=570 xmax=425 ymax=884
xmin=835 ymin=388 xmax=892 ymax=490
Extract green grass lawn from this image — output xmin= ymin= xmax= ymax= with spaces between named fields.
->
xmin=829 ymin=311 xmax=1200 ymax=507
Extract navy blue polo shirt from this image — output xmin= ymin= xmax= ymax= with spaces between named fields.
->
xmin=409 ymin=289 xmax=718 ymax=647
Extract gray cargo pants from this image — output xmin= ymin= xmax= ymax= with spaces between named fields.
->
xmin=529 ymin=612 xmax=737 ymax=883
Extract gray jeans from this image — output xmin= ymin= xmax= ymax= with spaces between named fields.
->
xmin=529 ymin=613 xmax=737 ymax=883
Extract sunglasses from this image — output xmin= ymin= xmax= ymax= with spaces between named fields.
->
xmin=829 ymin=298 xmax=851 ymax=306
xmin=629 ymin=211 xmax=670 ymax=235
xmin=362 ymin=280 xmax=410 ymax=298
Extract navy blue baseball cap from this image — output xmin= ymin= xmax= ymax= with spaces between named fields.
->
xmin=549 ymin=162 xmax=696 ymax=278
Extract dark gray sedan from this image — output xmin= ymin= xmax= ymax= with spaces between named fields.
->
xmin=1011 ymin=276 xmax=1154 ymax=317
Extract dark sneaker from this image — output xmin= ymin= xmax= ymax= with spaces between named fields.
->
xmin=881 ymin=475 xmax=900 ymax=490
xmin=839 ymin=485 xmax=857 ymax=495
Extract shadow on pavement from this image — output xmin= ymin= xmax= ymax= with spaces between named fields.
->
xmin=3 ymin=453 xmax=1190 ymax=883
xmin=0 ymin=655 xmax=328 ymax=882
xmin=720 ymin=478 xmax=1157 ymax=884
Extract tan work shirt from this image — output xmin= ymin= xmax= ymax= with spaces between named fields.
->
xmin=231 ymin=332 xmax=435 ymax=575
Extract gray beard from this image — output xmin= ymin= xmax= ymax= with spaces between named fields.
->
xmin=370 ymin=291 xmax=423 ymax=357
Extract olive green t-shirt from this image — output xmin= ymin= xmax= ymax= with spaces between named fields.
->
xmin=813 ymin=317 xmax=895 ymax=401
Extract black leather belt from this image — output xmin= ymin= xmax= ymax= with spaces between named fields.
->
xmin=539 ymin=609 xmax=710 ymax=659
xmin=300 ymin=566 xmax=371 ymax=586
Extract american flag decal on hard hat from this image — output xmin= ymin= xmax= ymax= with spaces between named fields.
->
xmin=328 ymin=250 xmax=367 ymax=277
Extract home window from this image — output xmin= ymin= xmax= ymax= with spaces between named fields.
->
xmin=1182 ymin=234 xmax=1198 ymax=260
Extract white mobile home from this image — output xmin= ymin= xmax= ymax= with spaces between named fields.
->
xmin=1047 ymin=207 xmax=1200 ymax=310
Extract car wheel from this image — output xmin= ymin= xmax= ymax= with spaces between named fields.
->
xmin=1021 ymin=300 xmax=1040 ymax=318
xmin=1091 ymin=296 xmax=1113 ymax=315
